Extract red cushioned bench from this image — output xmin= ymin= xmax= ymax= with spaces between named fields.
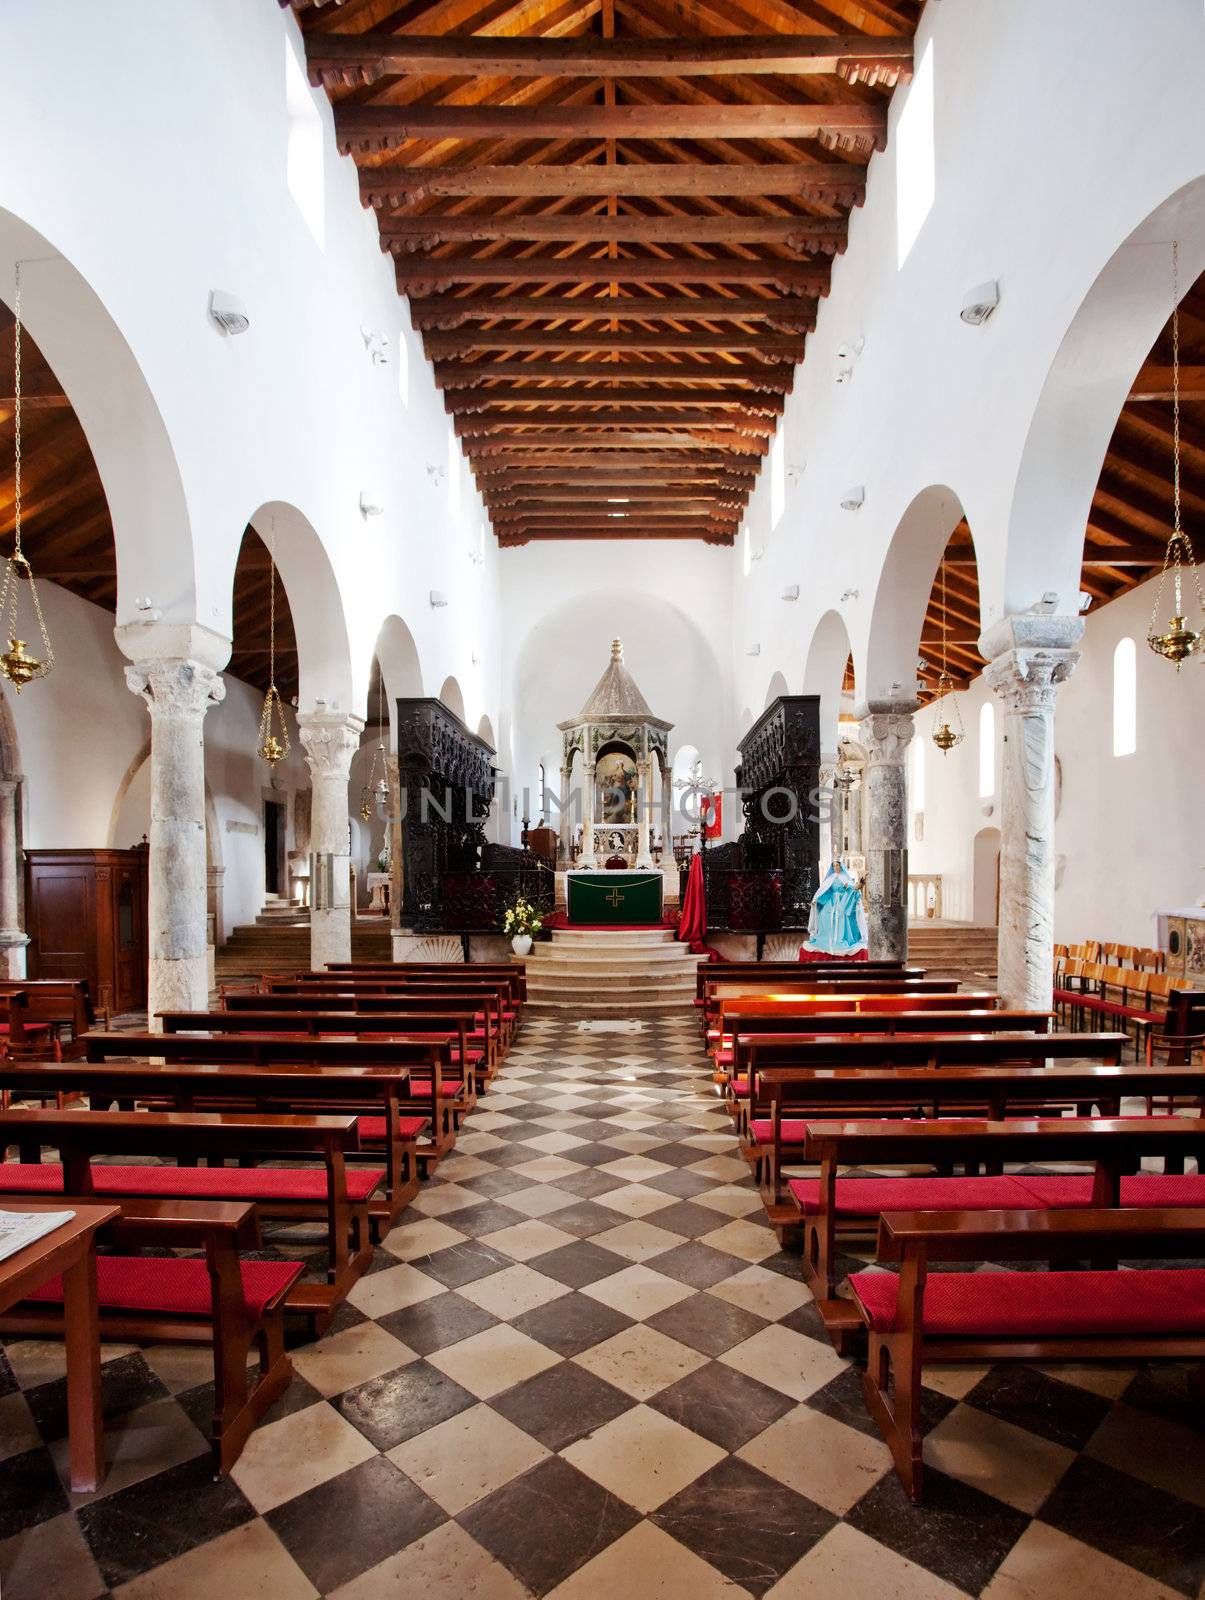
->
xmin=0 ymin=1197 xmax=303 ymax=1475
xmin=852 ymin=1207 xmax=1205 ymax=1502
xmin=794 ymin=1114 xmax=1205 ymax=1343
xmin=0 ymin=1107 xmax=381 ymax=1322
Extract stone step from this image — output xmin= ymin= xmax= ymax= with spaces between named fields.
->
xmin=527 ymin=957 xmax=700 ymax=978
xmin=549 ymin=930 xmax=678 ymax=949
xmin=527 ymin=972 xmax=696 ymax=995
xmin=526 ymin=995 xmax=693 ymax=1016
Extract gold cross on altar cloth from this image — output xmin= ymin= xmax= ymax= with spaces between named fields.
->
xmin=605 ymin=888 xmax=625 ymax=908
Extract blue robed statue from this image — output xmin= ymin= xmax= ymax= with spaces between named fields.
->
xmin=803 ymin=862 xmax=868 ymax=955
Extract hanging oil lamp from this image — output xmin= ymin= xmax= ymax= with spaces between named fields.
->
xmin=930 ymin=564 xmax=964 ymax=752
xmin=1147 ymin=241 xmax=1205 ymax=669
xmin=257 ymin=531 xmax=291 ymax=764
xmin=0 ymin=262 xmax=54 ymax=692
xmin=360 ymin=660 xmax=390 ymax=817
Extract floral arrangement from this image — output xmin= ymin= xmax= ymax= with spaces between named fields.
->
xmin=503 ymin=896 xmax=543 ymax=938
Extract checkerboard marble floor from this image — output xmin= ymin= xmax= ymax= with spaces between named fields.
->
xmin=3 ymin=1015 xmax=1205 ymax=1599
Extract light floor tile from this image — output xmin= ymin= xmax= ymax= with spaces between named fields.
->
xmin=698 ymin=1219 xmax=781 ymax=1264
xmin=0 ymin=1511 xmax=105 ymax=1600
xmin=920 ymin=1363 xmax=994 ymax=1401
xmin=592 ymin=1184 xmax=678 ymax=1218
xmin=1037 ymin=1362 xmax=1137 ymax=1400
xmin=230 ymin=1401 xmax=377 ymax=1513
xmin=54 ymin=1398 xmax=208 ymax=1507
xmin=478 ymin=1218 xmax=580 ymax=1261
xmin=290 ymin=1321 xmax=415 ymax=1398
xmin=518 ymin=1131 xmax=588 ymax=1155
xmin=548 ymin=1519 xmax=747 ymax=1599
xmin=328 ymin=1521 xmax=530 ymax=1600
xmin=708 ymin=1265 xmax=812 ymax=1322
xmin=597 ymin=1156 xmax=674 ymax=1182
xmin=0 ymin=1390 xmax=42 ymax=1463
xmin=573 ymin=1324 xmax=708 ymax=1400
xmin=381 ymin=1215 xmax=469 ymax=1261
xmin=433 ymin=1154 xmax=497 ymax=1182
xmin=346 ymin=1261 xmax=444 ymax=1318
xmin=581 ymin=1264 xmax=696 ymax=1321
xmin=562 ymin=1403 xmax=725 ymax=1513
xmin=927 ymin=1405 xmax=1075 ymax=1514
xmin=1085 ymin=1401 xmax=1205 ymax=1509
xmin=718 ymin=1324 xmax=846 ymax=1402
xmin=409 ymin=1183 xmax=487 ymax=1217
xmin=692 ymin=1186 xmax=765 ymax=1218
xmin=684 ymin=1155 xmax=751 ymax=1183
xmin=389 ymin=1402 xmax=549 ymax=1515
xmin=591 ymin=1219 xmax=682 ymax=1262
xmin=980 ymin=1520 xmax=1182 ymax=1600
xmin=499 ymin=1183 xmax=579 ymax=1217
xmin=766 ymin=1522 xmax=969 ymax=1600
xmin=510 ymin=1155 xmax=591 ymax=1183
xmin=457 ymin=1263 xmax=570 ymax=1318
xmin=140 ymin=1343 xmax=252 ymax=1395
xmin=426 ymin=1323 xmax=561 ymax=1399
xmin=113 ymin=1518 xmax=317 ymax=1600
xmin=739 ymin=1405 xmax=891 ymax=1515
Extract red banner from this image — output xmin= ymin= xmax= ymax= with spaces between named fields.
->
xmin=699 ymin=792 xmax=723 ymax=839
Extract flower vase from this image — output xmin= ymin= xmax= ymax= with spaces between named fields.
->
xmin=511 ymin=934 xmax=533 ymax=957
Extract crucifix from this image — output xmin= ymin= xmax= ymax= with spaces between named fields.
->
xmin=605 ymin=888 xmax=625 ymax=908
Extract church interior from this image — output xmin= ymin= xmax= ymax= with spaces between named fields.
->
xmin=1 ymin=1 xmax=1205 ymax=1596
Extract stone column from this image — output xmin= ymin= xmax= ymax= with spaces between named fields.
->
xmin=297 ymin=712 xmax=364 ymax=971
xmin=0 ymin=775 xmax=28 ymax=977
xmin=982 ymin=615 xmax=1082 ymax=1010
xmin=635 ymin=756 xmax=655 ymax=869
xmin=858 ymin=705 xmax=915 ymax=962
xmin=817 ymin=754 xmax=838 ymax=872
xmin=558 ymin=765 xmax=572 ymax=865
xmin=119 ymin=624 xmax=228 ymax=1020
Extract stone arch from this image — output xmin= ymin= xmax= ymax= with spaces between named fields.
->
xmin=763 ymin=670 xmax=790 ymax=710
xmin=476 ymin=715 xmax=496 ymax=749
xmin=802 ymin=610 xmax=855 ymax=753
xmin=244 ymin=502 xmax=355 ymax=715
xmin=864 ymin=485 xmax=981 ymax=703
xmin=438 ymin=676 xmax=466 ymax=723
xmin=0 ymin=207 xmax=196 ymax=626
xmin=371 ymin=615 xmax=425 ymax=748
xmin=1002 ymin=175 xmax=1205 ymax=622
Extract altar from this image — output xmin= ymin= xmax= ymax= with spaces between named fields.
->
xmin=566 ymin=871 xmax=664 ymax=926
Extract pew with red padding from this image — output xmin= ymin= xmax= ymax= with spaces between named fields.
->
xmin=696 ymin=959 xmax=922 ymax=1006
xmin=1 ymin=1059 xmax=428 ymax=1225
xmin=0 ymin=1106 xmax=379 ymax=1320
xmin=84 ymin=1030 xmax=461 ymax=1155
xmin=854 ymin=1208 xmax=1205 ymax=1501
xmin=325 ymin=961 xmax=528 ymax=1003
xmin=0 ymin=978 xmax=104 ymax=1055
xmin=709 ymin=990 xmax=991 ymax=1064
xmin=703 ymin=975 xmax=950 ymax=1033
xmin=0 ymin=1196 xmax=303 ymax=1475
xmin=750 ymin=1056 xmax=1198 ymax=1212
xmin=794 ymin=1113 xmax=1205 ymax=1317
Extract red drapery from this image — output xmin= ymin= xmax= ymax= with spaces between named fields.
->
xmin=677 ymin=852 xmax=709 ymax=954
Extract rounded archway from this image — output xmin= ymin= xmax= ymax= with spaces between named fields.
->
xmin=803 ymin=610 xmax=855 ymax=753
xmin=438 ymin=675 xmax=466 ymax=723
xmin=371 ymin=615 xmax=425 ymax=747
xmin=763 ymin=670 xmax=790 ymax=710
xmin=244 ymin=502 xmax=354 ymax=714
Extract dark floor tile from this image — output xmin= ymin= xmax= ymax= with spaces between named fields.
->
xmin=644 ymin=1168 xmax=718 ymax=1198
xmin=539 ymin=1198 xmax=626 ymax=1236
xmin=335 ymin=1358 xmax=477 ymax=1451
xmin=647 ymin=1292 xmax=767 ymax=1357
xmin=322 ymin=1299 xmax=371 ymax=1337
xmin=845 ymin=1463 xmax=1029 ymax=1594
xmin=652 ymin=1456 xmax=836 ymax=1598
xmin=1121 ymin=1362 xmax=1205 ymax=1434
xmin=651 ymin=1362 xmax=794 ymax=1451
xmin=490 ymin=1361 xmax=633 ymax=1451
xmin=78 ymin=1454 xmax=255 ymax=1588
xmin=777 ymin=1299 xmax=830 ymax=1342
xmin=965 ymin=1363 xmax=1111 ymax=1451
xmin=639 ymin=1141 xmax=719 ymax=1168
xmin=267 ymin=1454 xmax=445 ymax=1591
xmin=425 ymin=1199 xmax=527 ymax=1239
xmin=510 ymin=1290 xmax=634 ymax=1358
xmin=377 ymin=1290 xmax=499 ymax=1356
xmin=459 ymin=1455 xmax=640 ymax=1596
xmin=457 ymin=1163 xmax=541 ymax=1193
xmin=0 ymin=1346 xmax=16 ymax=1398
xmin=560 ymin=1143 xmax=636 ymax=1169
xmin=1040 ymin=1456 xmax=1205 ymax=1597
xmin=546 ymin=1169 xmax=627 ymax=1202
xmin=528 ymin=1240 xmax=631 ymax=1289
xmin=804 ymin=1365 xmax=955 ymax=1441
xmin=650 ymin=1241 xmax=744 ymax=1289
xmin=645 ymin=1199 xmax=736 ymax=1239
xmin=23 ymin=1352 xmax=169 ymax=1443
xmin=0 ymin=1446 xmax=69 ymax=1539
xmin=419 ymin=1238 xmax=513 ymax=1288
xmin=566 ymin=1120 xmax=631 ymax=1141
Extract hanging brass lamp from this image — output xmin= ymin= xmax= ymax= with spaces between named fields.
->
xmin=1147 ymin=242 xmax=1205 ymax=669
xmin=0 ymin=262 xmax=54 ymax=692
xmin=360 ymin=660 xmax=390 ymax=818
xmin=257 ymin=531 xmax=291 ymax=764
xmin=930 ymin=564 xmax=965 ymax=752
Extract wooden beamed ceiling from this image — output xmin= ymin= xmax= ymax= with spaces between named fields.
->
xmin=288 ymin=0 xmax=920 ymax=546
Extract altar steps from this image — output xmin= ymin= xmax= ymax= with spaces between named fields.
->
xmin=907 ymin=921 xmax=999 ymax=986
xmin=526 ymin=927 xmax=704 ymax=1016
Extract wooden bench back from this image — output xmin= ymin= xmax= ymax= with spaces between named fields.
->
xmin=875 ymin=1206 xmax=1205 ymax=1265
xmin=84 ymin=1031 xmax=450 ymax=1067
xmin=0 ymin=978 xmax=96 ymax=1034
xmin=742 ymin=1031 xmax=1126 ymax=1073
xmin=803 ymin=1113 xmax=1205 ymax=1168
xmin=697 ymin=961 xmax=920 ymax=1001
xmin=0 ymin=1106 xmax=360 ymax=1161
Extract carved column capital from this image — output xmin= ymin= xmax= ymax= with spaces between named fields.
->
xmin=124 ymin=658 xmax=225 ymax=720
xmin=858 ymin=708 xmax=915 ymax=768
xmin=297 ymin=713 xmax=364 ymax=781
xmin=983 ymin=646 xmax=1080 ymax=714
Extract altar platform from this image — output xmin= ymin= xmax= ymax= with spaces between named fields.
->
xmin=564 ymin=870 xmax=665 ymax=925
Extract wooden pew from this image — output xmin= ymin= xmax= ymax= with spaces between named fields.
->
xmin=0 ymin=978 xmax=103 ymax=1055
xmin=795 ymin=1113 xmax=1205 ymax=1324
xmin=696 ymin=959 xmax=921 ymax=1005
xmin=0 ymin=1107 xmax=378 ymax=1320
xmin=704 ymin=980 xmax=966 ymax=1040
xmin=0 ymin=1197 xmax=303 ymax=1475
xmin=854 ymin=1208 xmax=1205 ymax=1502
xmin=753 ymin=1056 xmax=1197 ymax=1212
xmin=325 ymin=961 xmax=528 ymax=1003
xmin=84 ymin=1030 xmax=459 ymax=1156
xmin=1 ymin=1059 xmax=427 ymax=1226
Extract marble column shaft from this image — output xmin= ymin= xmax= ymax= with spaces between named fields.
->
xmin=0 ymin=775 xmax=27 ymax=978
xmin=558 ymin=765 xmax=572 ymax=865
xmin=817 ymin=754 xmax=837 ymax=870
xmin=858 ymin=709 xmax=914 ymax=962
xmin=983 ymin=627 xmax=1080 ymax=1010
xmin=298 ymin=713 xmax=363 ymax=970
xmin=124 ymin=654 xmax=225 ymax=1019
xmin=635 ymin=755 xmax=654 ymax=869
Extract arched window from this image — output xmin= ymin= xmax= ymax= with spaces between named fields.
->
xmin=1113 ymin=637 xmax=1136 ymax=757
xmin=285 ymin=38 xmax=324 ymax=247
xmin=978 ymin=702 xmax=995 ymax=798
xmin=397 ymin=326 xmax=410 ymax=408
xmin=911 ymin=731 xmax=925 ymax=815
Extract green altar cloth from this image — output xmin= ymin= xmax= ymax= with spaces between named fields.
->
xmin=566 ymin=872 xmax=664 ymax=925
